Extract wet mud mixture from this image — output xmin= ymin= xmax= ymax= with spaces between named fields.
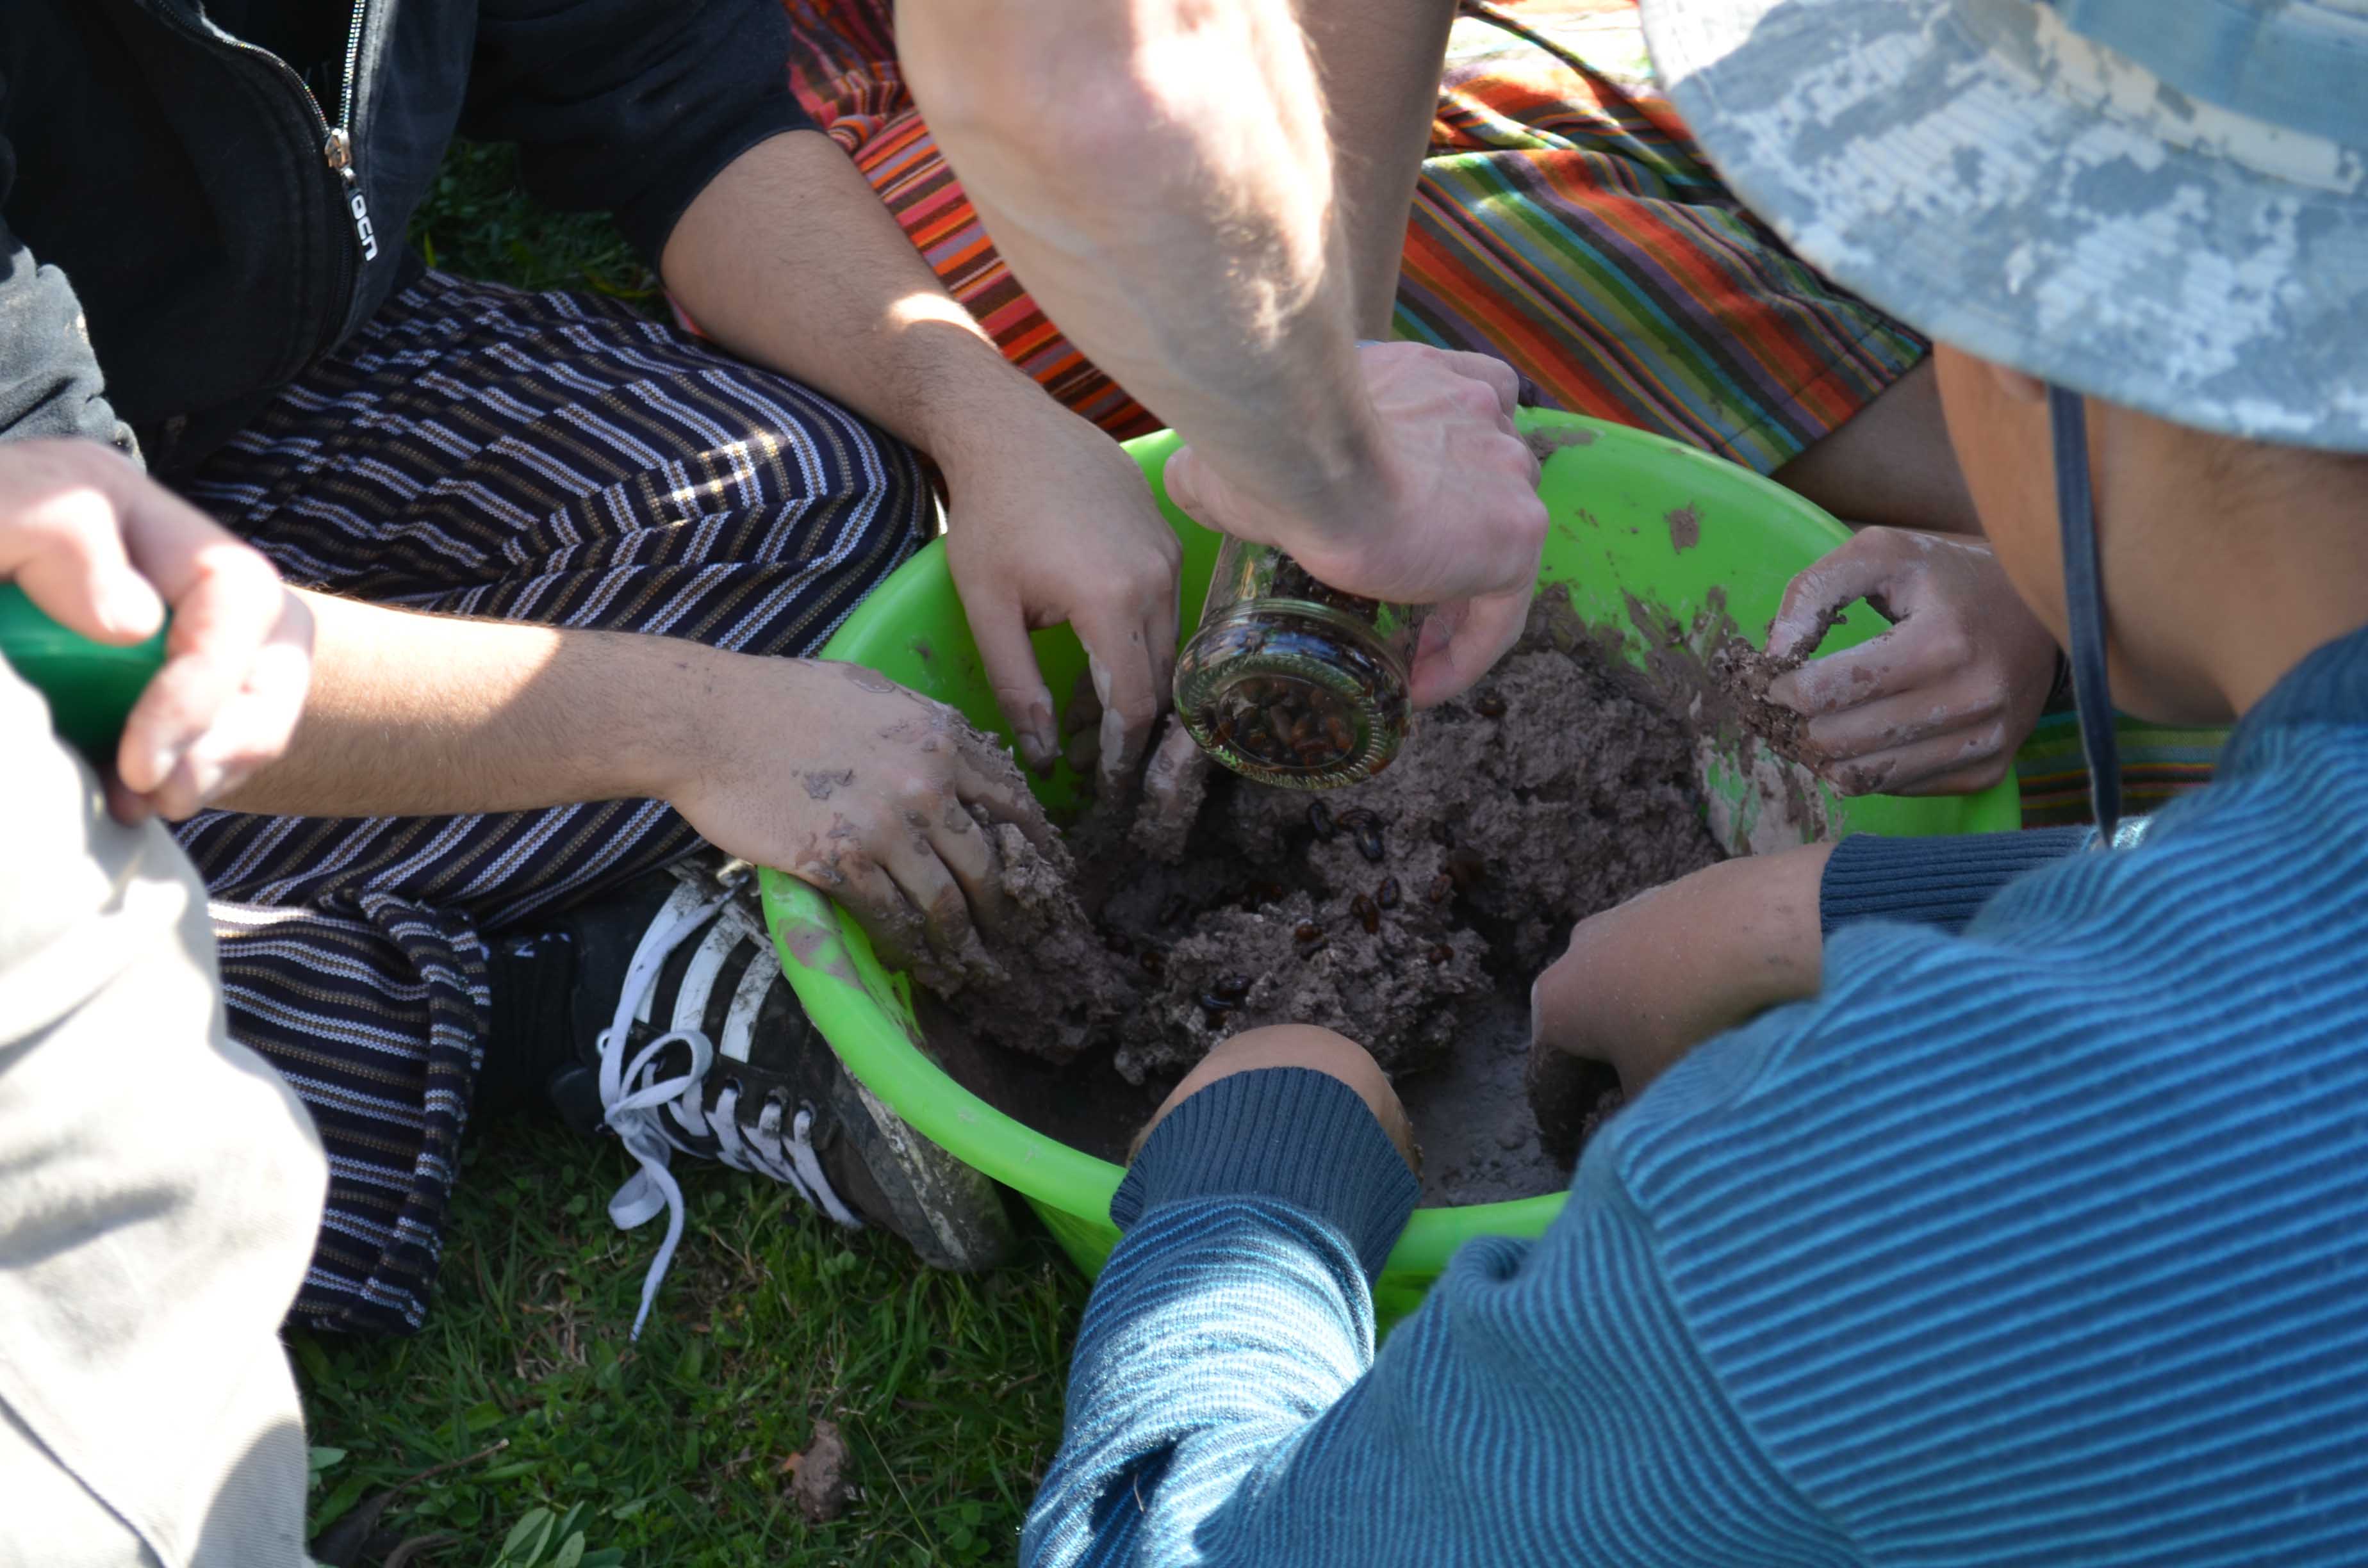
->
xmin=920 ymin=588 xmax=1726 ymax=1204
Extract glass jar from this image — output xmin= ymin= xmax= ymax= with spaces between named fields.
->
xmin=1172 ymin=540 xmax=1422 ymax=789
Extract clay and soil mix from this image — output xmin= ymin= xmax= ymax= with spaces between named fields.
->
xmin=917 ymin=588 xmax=1729 ymax=1204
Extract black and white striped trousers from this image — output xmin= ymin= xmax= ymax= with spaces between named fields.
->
xmin=173 ymin=272 xmax=933 ymax=1335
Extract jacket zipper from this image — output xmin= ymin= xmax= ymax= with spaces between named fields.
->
xmin=314 ymin=3 xmax=378 ymax=263
xmin=145 ymin=0 xmax=376 ymax=313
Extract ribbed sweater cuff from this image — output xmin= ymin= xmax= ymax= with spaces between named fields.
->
xmin=1112 ymin=1068 xmax=1422 ymax=1282
xmin=1821 ymin=827 xmax=2092 ymax=937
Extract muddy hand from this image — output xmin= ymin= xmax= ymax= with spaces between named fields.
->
xmin=1765 ymin=527 xmax=2059 ymax=796
xmin=1137 ymin=712 xmax=1210 ymax=839
xmin=1531 ymin=845 xmax=1831 ymax=1095
xmin=665 ymin=658 xmax=1057 ymax=990
xmin=942 ymin=399 xmax=1181 ymax=781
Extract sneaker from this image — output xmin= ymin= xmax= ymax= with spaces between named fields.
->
xmin=491 ymin=858 xmax=1015 ymax=1335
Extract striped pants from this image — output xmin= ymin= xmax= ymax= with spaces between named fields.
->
xmin=172 ymin=272 xmax=933 ymax=1335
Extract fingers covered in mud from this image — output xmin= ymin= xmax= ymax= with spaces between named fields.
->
xmin=1130 ymin=714 xmax=1212 ymax=863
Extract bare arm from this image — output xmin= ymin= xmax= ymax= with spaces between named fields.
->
xmin=1300 ymin=0 xmax=1460 ymax=338
xmin=1531 ymin=843 xmax=1832 ymax=1094
xmin=902 ymin=0 xmax=1543 ymax=699
xmin=901 ymin=0 xmax=1376 ymax=516
xmin=661 ymin=129 xmax=1182 ymax=783
xmin=221 ymin=591 xmax=1046 ymax=983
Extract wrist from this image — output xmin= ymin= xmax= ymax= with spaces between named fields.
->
xmin=880 ymin=305 xmax=1056 ymax=468
xmin=613 ymin=634 xmax=748 ymax=804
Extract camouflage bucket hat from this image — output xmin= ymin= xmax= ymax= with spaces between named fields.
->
xmin=1641 ymin=0 xmax=2368 ymax=452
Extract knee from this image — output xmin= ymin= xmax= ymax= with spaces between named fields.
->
xmin=1133 ymin=1025 xmax=1416 ymax=1169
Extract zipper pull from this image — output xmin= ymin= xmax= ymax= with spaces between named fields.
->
xmin=322 ymin=127 xmax=379 ymax=263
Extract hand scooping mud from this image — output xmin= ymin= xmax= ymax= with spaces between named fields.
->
xmin=1762 ymin=527 xmax=2060 ymax=796
xmin=661 ymin=658 xmax=1057 ymax=989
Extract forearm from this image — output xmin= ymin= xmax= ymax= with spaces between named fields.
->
xmin=1300 ymin=0 xmax=1458 ymax=337
xmin=217 ymin=590 xmax=698 ymax=818
xmin=659 ymin=129 xmax=1054 ymax=470
xmin=1028 ymin=1069 xmax=1828 ymax=1565
xmin=1534 ymin=845 xmax=1831 ymax=1092
xmin=1028 ymin=1068 xmax=1418 ymax=1566
xmin=901 ymin=0 xmax=1388 ymax=532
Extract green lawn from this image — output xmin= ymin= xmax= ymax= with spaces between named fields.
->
xmin=293 ymin=145 xmax=1088 ymax=1568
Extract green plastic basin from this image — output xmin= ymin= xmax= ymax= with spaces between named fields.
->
xmin=761 ymin=410 xmax=2018 ymax=1321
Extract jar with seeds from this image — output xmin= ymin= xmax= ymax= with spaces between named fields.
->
xmin=1172 ymin=540 xmax=1422 ymax=789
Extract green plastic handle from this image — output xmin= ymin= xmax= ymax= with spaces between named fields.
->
xmin=0 ymin=580 xmax=168 ymax=760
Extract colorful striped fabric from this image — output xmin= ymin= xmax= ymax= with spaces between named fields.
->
xmin=2015 ymin=711 xmax=2226 ymax=828
xmin=773 ymin=0 xmax=2214 ymax=819
xmin=1401 ymin=3 xmax=1928 ymax=473
xmin=777 ymin=0 xmax=1923 ymax=473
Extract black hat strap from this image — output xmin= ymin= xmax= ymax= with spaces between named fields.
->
xmin=2051 ymin=386 xmax=2121 ymax=844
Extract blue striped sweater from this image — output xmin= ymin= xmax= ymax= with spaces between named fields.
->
xmin=1024 ymin=623 xmax=2368 ymax=1567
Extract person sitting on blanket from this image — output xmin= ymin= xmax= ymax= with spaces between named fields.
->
xmin=0 ymin=0 xmax=1543 ymax=1339
xmin=996 ymin=0 xmax=2368 ymax=1561
xmin=791 ymin=0 xmax=2094 ymax=804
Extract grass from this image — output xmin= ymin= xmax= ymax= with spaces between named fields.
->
xmin=290 ymin=145 xmax=1089 ymax=1568
xmin=406 ymin=141 xmax=662 ymax=311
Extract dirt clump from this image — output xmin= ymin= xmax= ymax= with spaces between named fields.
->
xmin=916 ymin=587 xmax=1725 ymax=1200
xmin=941 ymin=821 xmax=1135 ymax=1066
xmin=1707 ymin=603 xmax=1844 ymax=771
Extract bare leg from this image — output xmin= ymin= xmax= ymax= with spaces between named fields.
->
xmin=1772 ymin=357 xmax=1984 ymax=535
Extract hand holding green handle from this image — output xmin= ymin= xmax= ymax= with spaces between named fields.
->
xmin=0 ymin=580 xmax=169 ymax=760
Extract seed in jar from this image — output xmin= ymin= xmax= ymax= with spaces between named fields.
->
xmin=1376 ymin=877 xmax=1401 ymax=910
xmin=1351 ymin=894 xmax=1381 ymax=934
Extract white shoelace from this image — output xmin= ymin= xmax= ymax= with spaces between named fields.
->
xmin=597 ymin=878 xmax=860 ymax=1338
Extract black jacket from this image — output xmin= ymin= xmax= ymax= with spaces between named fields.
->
xmin=0 ymin=0 xmax=810 ymax=476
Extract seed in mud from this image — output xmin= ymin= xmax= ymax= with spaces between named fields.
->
xmin=1139 ymin=949 xmax=1165 ymax=977
xmin=1476 ymin=692 xmax=1508 ymax=719
xmin=1103 ymin=931 xmax=1135 ymax=957
xmin=1212 ymin=972 xmax=1251 ymax=1004
xmin=1447 ymin=847 xmax=1488 ymax=890
xmin=1351 ymin=894 xmax=1381 ymax=935
xmin=1199 ymin=997 xmax=1233 ymax=1025
xmin=1243 ymin=880 xmax=1287 ymax=909
xmin=1376 ymin=876 xmax=1402 ymax=911
xmin=1307 ymin=800 xmax=1336 ymax=839
xmin=1427 ymin=943 xmax=1454 ymax=964
xmin=1355 ymin=822 xmax=1386 ymax=863
xmin=1426 ymin=872 xmax=1454 ymax=905
xmin=1159 ymin=894 xmax=1190 ymax=927
xmin=1293 ymin=920 xmax=1323 ymax=944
